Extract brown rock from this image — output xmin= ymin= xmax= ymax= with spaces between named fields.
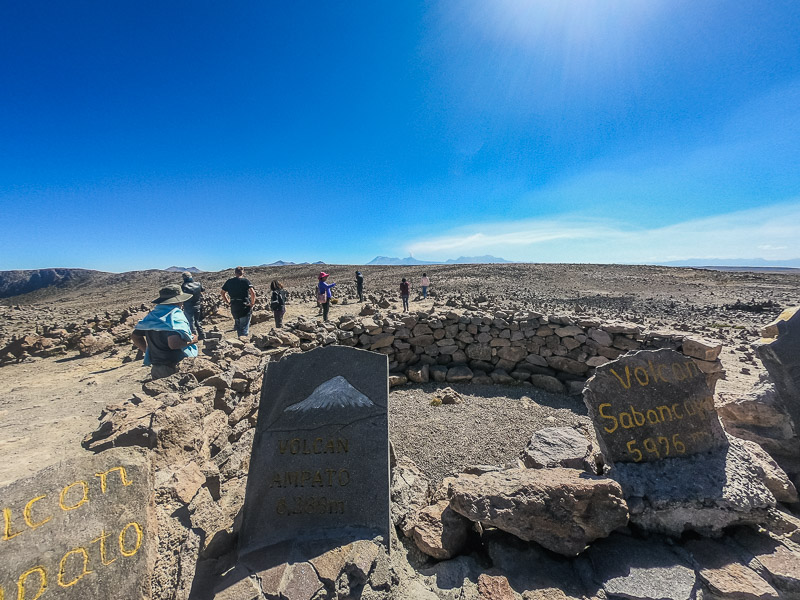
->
xmin=437 ymin=386 xmax=463 ymax=405
xmin=682 ymin=337 xmax=723 ymax=361
xmin=733 ymin=528 xmax=800 ymax=596
xmin=158 ymin=461 xmax=206 ymax=504
xmin=179 ymin=356 xmax=221 ymax=381
xmin=82 ymin=396 xmax=162 ymax=451
xmin=77 ymin=331 xmax=115 ymax=356
xmin=410 ymin=500 xmax=471 ymax=559
xmin=391 ymin=456 xmax=432 ymax=534
xmin=740 ymin=440 xmax=799 ymax=503
xmin=684 ymin=538 xmax=779 ymax=600
xmin=478 ymin=573 xmax=516 ymax=600
xmin=448 ymin=468 xmax=628 ymax=555
xmin=256 ymin=561 xmax=288 ymax=597
xmin=309 ymin=545 xmax=349 ymax=585
xmin=282 ymin=561 xmax=323 ymax=600
xmin=760 ymin=306 xmax=800 ymax=338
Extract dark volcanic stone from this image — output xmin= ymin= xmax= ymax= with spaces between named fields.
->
xmin=756 ymin=310 xmax=800 ymax=432
xmin=238 ymin=346 xmax=390 ymax=559
xmin=583 ymin=349 xmax=727 ymax=464
xmin=0 ymin=448 xmax=154 ymax=600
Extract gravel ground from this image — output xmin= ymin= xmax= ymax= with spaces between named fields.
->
xmin=389 ymin=382 xmax=592 ymax=485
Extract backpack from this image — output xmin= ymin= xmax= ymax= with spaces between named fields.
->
xmin=270 ymin=290 xmax=287 ymax=311
xmin=182 ymin=281 xmax=203 ymax=306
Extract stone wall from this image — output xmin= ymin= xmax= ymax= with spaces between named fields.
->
xmin=245 ymin=308 xmax=723 ymax=395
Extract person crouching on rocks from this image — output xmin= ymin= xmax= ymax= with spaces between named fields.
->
xmin=131 ymin=285 xmax=198 ymax=380
xmin=400 ymin=277 xmax=410 ymax=312
xmin=318 ymin=272 xmax=336 ymax=321
xmin=269 ymin=280 xmax=288 ymax=328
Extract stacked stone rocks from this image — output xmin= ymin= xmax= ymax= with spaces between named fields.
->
xmin=82 ymin=346 xmax=267 ymax=600
xmin=254 ymin=308 xmax=722 ymax=395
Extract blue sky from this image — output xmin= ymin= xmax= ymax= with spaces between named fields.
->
xmin=1 ymin=0 xmax=799 ymax=271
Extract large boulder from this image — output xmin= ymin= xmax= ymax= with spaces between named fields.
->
xmin=447 ymin=467 xmax=628 ymax=556
xmin=717 ymin=374 xmax=799 ymax=458
xmin=738 ymin=439 xmax=798 ymax=504
xmin=611 ymin=436 xmax=776 ymax=536
xmin=77 ymin=331 xmax=115 ymax=356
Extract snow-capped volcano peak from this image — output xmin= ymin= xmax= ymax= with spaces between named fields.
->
xmin=284 ymin=376 xmax=375 ymax=412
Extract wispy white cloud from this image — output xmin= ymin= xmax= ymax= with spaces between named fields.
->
xmin=406 ymin=200 xmax=800 ymax=263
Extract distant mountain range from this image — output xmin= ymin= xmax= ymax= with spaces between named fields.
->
xmin=164 ymin=266 xmax=202 ymax=273
xmin=659 ymin=258 xmax=800 ymax=269
xmin=366 ymin=255 xmax=512 ymax=266
xmin=259 ymin=260 xmax=326 ymax=266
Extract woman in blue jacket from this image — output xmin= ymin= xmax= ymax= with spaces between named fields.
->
xmin=318 ymin=272 xmax=336 ymax=321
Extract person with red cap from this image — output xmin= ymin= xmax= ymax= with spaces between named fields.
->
xmin=317 ymin=272 xmax=336 ymax=321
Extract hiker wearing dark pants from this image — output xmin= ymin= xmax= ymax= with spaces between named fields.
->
xmin=318 ymin=271 xmax=336 ymax=322
xmin=355 ymin=271 xmax=364 ymax=302
xmin=180 ymin=271 xmax=205 ymax=339
xmin=221 ymin=266 xmax=256 ymax=338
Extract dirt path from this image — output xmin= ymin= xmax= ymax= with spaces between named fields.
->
xmin=0 ymin=352 xmax=148 ymax=486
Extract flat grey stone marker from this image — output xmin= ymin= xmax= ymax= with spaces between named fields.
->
xmin=756 ymin=309 xmax=800 ymax=430
xmin=239 ymin=346 xmax=389 ymax=559
xmin=583 ymin=349 xmax=727 ymax=464
xmin=0 ymin=448 xmax=154 ymax=600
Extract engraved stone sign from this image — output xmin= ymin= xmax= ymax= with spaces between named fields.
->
xmin=583 ymin=349 xmax=727 ymax=464
xmin=238 ymin=346 xmax=389 ymax=559
xmin=0 ymin=448 xmax=154 ymax=600
xmin=756 ymin=309 xmax=800 ymax=430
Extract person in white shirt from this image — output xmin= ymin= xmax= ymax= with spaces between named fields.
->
xmin=420 ymin=273 xmax=430 ymax=299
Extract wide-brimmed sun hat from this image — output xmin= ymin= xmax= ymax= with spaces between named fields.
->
xmin=153 ymin=285 xmax=193 ymax=304
xmin=319 ymin=272 xmax=329 ymax=279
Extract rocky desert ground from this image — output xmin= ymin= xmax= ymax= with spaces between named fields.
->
xmin=1 ymin=262 xmax=799 ymax=600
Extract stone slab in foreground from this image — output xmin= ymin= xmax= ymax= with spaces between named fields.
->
xmin=0 ymin=448 xmax=154 ymax=600
xmin=583 ymin=349 xmax=727 ymax=464
xmin=238 ymin=346 xmax=390 ymax=560
xmin=447 ymin=467 xmax=628 ymax=556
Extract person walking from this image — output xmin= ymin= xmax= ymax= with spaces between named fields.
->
xmin=318 ymin=272 xmax=336 ymax=321
xmin=355 ymin=271 xmax=364 ymax=302
xmin=180 ymin=271 xmax=205 ymax=339
xmin=221 ymin=266 xmax=256 ymax=338
xmin=269 ymin=280 xmax=288 ymax=328
xmin=420 ymin=272 xmax=430 ymax=299
xmin=400 ymin=277 xmax=410 ymax=312
xmin=131 ymin=285 xmax=198 ymax=379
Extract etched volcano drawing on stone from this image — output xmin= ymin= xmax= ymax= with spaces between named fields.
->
xmin=268 ymin=375 xmax=383 ymax=430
